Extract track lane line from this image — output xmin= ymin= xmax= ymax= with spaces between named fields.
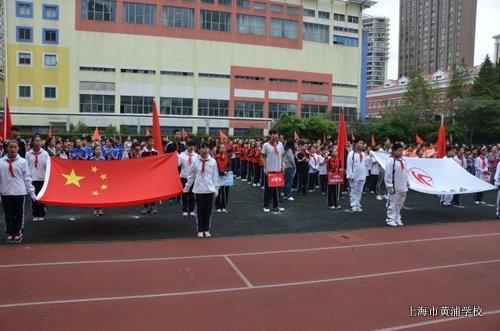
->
xmin=224 ymin=255 xmax=254 ymax=288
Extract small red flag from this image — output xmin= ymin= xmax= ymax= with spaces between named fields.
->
xmin=437 ymin=118 xmax=446 ymax=158
xmin=294 ymin=131 xmax=300 ymax=140
xmin=2 ymin=97 xmax=12 ymax=140
xmin=37 ymin=154 xmax=183 ymax=208
xmin=48 ymin=126 xmax=53 ymax=138
xmin=351 ymin=133 xmax=355 ymax=141
xmin=152 ymin=100 xmax=164 ymax=155
xmin=416 ymin=134 xmax=424 ymax=145
xmin=371 ymin=134 xmax=375 ymax=147
xmin=219 ymin=129 xmax=228 ymax=141
xmin=145 ymin=128 xmax=151 ymax=136
xmin=182 ymin=128 xmax=188 ymax=140
xmin=92 ymin=127 xmax=100 ymax=141
xmin=323 ymin=133 xmax=327 ymax=143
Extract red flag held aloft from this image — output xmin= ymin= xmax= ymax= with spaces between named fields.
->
xmin=437 ymin=118 xmax=446 ymax=158
xmin=182 ymin=128 xmax=188 ymax=140
xmin=152 ymin=100 xmax=164 ymax=154
xmin=416 ymin=134 xmax=424 ymax=145
xmin=48 ymin=126 xmax=53 ymax=138
xmin=219 ymin=129 xmax=228 ymax=141
xmin=294 ymin=131 xmax=300 ymax=141
xmin=323 ymin=133 xmax=327 ymax=143
xmin=2 ymin=97 xmax=12 ymax=140
xmin=337 ymin=110 xmax=347 ymax=169
xmin=37 ymin=154 xmax=183 ymax=208
xmin=145 ymin=128 xmax=151 ymax=136
xmin=351 ymin=133 xmax=355 ymax=141
xmin=371 ymin=134 xmax=375 ymax=147
xmin=92 ymin=127 xmax=100 ymax=141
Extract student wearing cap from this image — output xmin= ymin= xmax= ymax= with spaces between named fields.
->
xmin=0 ymin=140 xmax=36 ymax=243
xmin=384 ymin=143 xmax=409 ymax=227
xmin=26 ymin=134 xmax=50 ymax=221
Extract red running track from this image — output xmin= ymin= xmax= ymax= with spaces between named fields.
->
xmin=0 ymin=221 xmax=499 ymax=330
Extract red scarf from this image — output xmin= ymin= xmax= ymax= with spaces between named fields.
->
xmin=359 ymin=152 xmax=363 ymax=162
xmin=311 ymin=154 xmax=317 ymax=166
xmin=200 ymin=158 xmax=209 ymax=176
xmin=33 ymin=149 xmax=41 ymax=169
xmin=398 ymin=159 xmax=404 ymax=170
xmin=270 ymin=142 xmax=279 ymax=155
xmin=187 ymin=153 xmax=193 ymax=166
xmin=6 ymin=159 xmax=16 ymax=178
xmin=479 ymin=155 xmax=486 ymax=169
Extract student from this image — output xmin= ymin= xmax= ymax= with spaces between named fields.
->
xmin=376 ymin=138 xmax=390 ymax=200
xmin=140 ymin=136 xmax=160 ymax=214
xmin=295 ymin=143 xmax=309 ymax=195
xmin=261 ymin=129 xmax=285 ymax=213
xmin=307 ymin=146 xmax=319 ymax=192
xmin=184 ymin=142 xmax=219 ymax=238
xmin=215 ymin=144 xmax=230 ymax=213
xmin=440 ymin=146 xmax=456 ymax=207
xmin=240 ymin=143 xmax=248 ymax=181
xmin=318 ymin=147 xmax=328 ymax=195
xmin=452 ymin=147 xmax=467 ymax=205
xmin=384 ymin=143 xmax=409 ymax=226
xmin=253 ymin=141 xmax=262 ymax=187
xmin=495 ymin=161 xmax=500 ymax=219
xmin=474 ymin=146 xmax=490 ymax=205
xmin=89 ymin=145 xmax=106 ymax=216
xmin=165 ymin=129 xmax=186 ymax=154
xmin=327 ymin=149 xmax=343 ymax=209
xmin=283 ymin=139 xmax=296 ymax=201
xmin=8 ymin=126 xmax=27 ymax=158
xmin=347 ymin=140 xmax=368 ymax=212
xmin=0 ymin=140 xmax=36 ymax=243
xmin=26 ymin=135 xmax=49 ymax=222
xmin=178 ymin=141 xmax=197 ymax=217
xmin=69 ymin=139 xmax=89 ymax=160
xmin=369 ymin=145 xmax=380 ymax=194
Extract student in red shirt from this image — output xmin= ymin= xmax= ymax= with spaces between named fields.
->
xmin=215 ymin=144 xmax=231 ymax=213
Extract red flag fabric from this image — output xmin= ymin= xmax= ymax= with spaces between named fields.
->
xmin=437 ymin=118 xmax=446 ymax=158
xmin=182 ymin=128 xmax=188 ymax=139
xmin=323 ymin=133 xmax=327 ymax=143
xmin=351 ymin=133 xmax=355 ymax=141
xmin=48 ymin=126 xmax=53 ymax=138
xmin=2 ymin=97 xmax=13 ymax=140
xmin=336 ymin=110 xmax=347 ymax=169
xmin=219 ymin=129 xmax=228 ymax=141
xmin=416 ymin=134 xmax=424 ymax=145
xmin=37 ymin=154 xmax=183 ymax=208
xmin=371 ymin=134 xmax=375 ymax=147
xmin=145 ymin=128 xmax=151 ymax=136
xmin=152 ymin=100 xmax=164 ymax=155
xmin=294 ymin=131 xmax=300 ymax=140
xmin=92 ymin=127 xmax=100 ymax=141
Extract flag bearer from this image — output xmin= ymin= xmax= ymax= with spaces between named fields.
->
xmin=26 ymin=134 xmax=49 ymax=221
xmin=384 ymin=143 xmax=409 ymax=227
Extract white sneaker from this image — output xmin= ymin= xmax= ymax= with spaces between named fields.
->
xmin=351 ymin=207 xmax=358 ymax=212
xmin=204 ymin=231 xmax=212 ymax=238
xmin=287 ymin=197 xmax=295 ymax=201
xmin=216 ymin=209 xmax=222 ymax=213
xmin=93 ymin=210 xmax=98 ymax=216
xmin=150 ymin=208 xmax=158 ymax=214
xmin=38 ymin=217 xmax=45 ymax=221
xmin=277 ymin=207 xmax=285 ymax=212
xmin=253 ymin=183 xmax=257 ymax=187
xmin=242 ymin=179 xmax=247 ymax=182
xmin=480 ymin=201 xmax=486 ymax=205
xmin=182 ymin=212 xmax=188 ymax=217
xmin=141 ymin=208 xmax=148 ymax=214
xmin=474 ymin=201 xmax=480 ymax=205
xmin=387 ymin=221 xmax=398 ymax=227
xmin=376 ymin=195 xmax=383 ymax=201
xmin=336 ymin=206 xmax=342 ymax=209
xmin=263 ymin=208 xmax=271 ymax=213
xmin=197 ymin=232 xmax=204 ymax=238
xmin=98 ymin=210 xmax=103 ymax=216
xmin=189 ymin=212 xmax=196 ymax=217
xmin=370 ymin=191 xmax=375 ymax=194
xmin=222 ymin=208 xmax=227 ymax=213
xmin=395 ymin=220 xmax=404 ymax=226
xmin=383 ymin=195 xmax=389 ymax=200
xmin=328 ymin=206 xmax=336 ymax=210
xmin=33 ymin=217 xmax=39 ymax=222
xmin=357 ymin=208 xmax=363 ymax=212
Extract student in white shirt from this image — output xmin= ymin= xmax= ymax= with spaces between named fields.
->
xmin=178 ymin=141 xmax=198 ymax=217
xmin=346 ymin=140 xmax=368 ymax=212
xmin=474 ymin=146 xmax=490 ymax=205
xmin=384 ymin=143 xmax=409 ymax=226
xmin=26 ymin=134 xmax=50 ymax=222
xmin=307 ymin=146 xmax=319 ymax=192
xmin=440 ymin=146 xmax=456 ymax=207
xmin=452 ymin=147 xmax=467 ymax=206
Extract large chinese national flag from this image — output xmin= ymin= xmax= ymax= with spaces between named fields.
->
xmin=37 ymin=154 xmax=182 ymax=208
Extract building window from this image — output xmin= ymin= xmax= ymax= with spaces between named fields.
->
xmin=333 ymin=13 xmax=345 ymax=21
xmin=16 ymin=1 xmax=33 ymax=18
xmin=218 ymin=0 xmax=231 ymax=6
xmin=333 ymin=35 xmax=358 ymax=47
xmin=160 ymin=98 xmax=193 ymax=115
xmin=17 ymin=52 xmax=32 ymax=66
xmin=80 ymin=66 xmax=116 ymax=72
xmin=199 ymin=73 xmax=230 ymax=78
xmin=43 ymin=4 xmax=59 ymax=20
xmin=237 ymin=15 xmax=266 ymax=36
xmin=237 ymin=0 xmax=250 ymax=8
xmin=235 ymin=101 xmax=263 ymax=118
xmin=42 ymin=29 xmax=58 ymax=44
xmin=253 ymin=2 xmax=266 ymax=10
xmin=16 ymin=26 xmax=33 ymax=43
xmin=120 ymin=96 xmax=154 ymax=114
xmin=120 ymin=68 xmax=156 ymax=74
xmin=200 ymin=10 xmax=231 ymax=32
xmin=43 ymin=54 xmax=57 ymax=67
xmin=198 ymin=99 xmax=229 ymax=117
xmin=303 ymin=9 xmax=315 ymax=17
xmin=271 ymin=19 xmax=298 ymax=40
xmin=348 ymin=15 xmax=359 ymax=23
xmin=303 ymin=22 xmax=329 ymax=43
xmin=80 ymin=94 xmax=115 ymax=113
xmin=201 ymin=0 xmax=214 ymax=3
xmin=271 ymin=4 xmax=283 ymax=13
xmin=160 ymin=70 xmax=194 ymax=76
xmin=301 ymin=104 xmax=327 ymax=118
xmin=318 ymin=11 xmax=330 ymax=19
xmin=287 ymin=6 xmax=299 ymax=15
xmin=18 ymin=85 xmax=32 ymax=99
xmin=162 ymin=6 xmax=194 ymax=28
xmin=269 ymin=103 xmax=296 ymax=119
xmin=81 ymin=0 xmax=117 ymax=22
xmin=43 ymin=86 xmax=57 ymax=100
xmin=123 ymin=2 xmax=157 ymax=25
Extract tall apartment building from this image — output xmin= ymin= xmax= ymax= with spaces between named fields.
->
xmin=5 ymin=0 xmax=375 ymax=135
xmin=398 ymin=0 xmax=477 ymax=78
xmin=363 ymin=15 xmax=389 ymax=88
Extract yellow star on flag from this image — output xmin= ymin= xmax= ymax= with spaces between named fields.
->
xmin=100 ymin=174 xmax=107 ymax=180
xmin=101 ymin=184 xmax=108 ymax=190
xmin=62 ymin=169 xmax=85 ymax=188
xmin=92 ymin=190 xmax=99 ymax=196
xmin=91 ymin=166 xmax=98 ymax=173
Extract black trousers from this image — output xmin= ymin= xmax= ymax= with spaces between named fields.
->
xmin=32 ymin=181 xmax=46 ymax=217
xmin=308 ymin=172 xmax=317 ymax=190
xmin=181 ymin=177 xmax=196 ymax=212
xmin=235 ymin=158 xmax=240 ymax=177
xmin=263 ymin=174 xmax=280 ymax=208
xmin=253 ymin=164 xmax=261 ymax=185
xmin=230 ymin=158 xmax=236 ymax=174
xmin=319 ymin=174 xmax=327 ymax=193
xmin=474 ymin=192 xmax=484 ymax=202
xmin=369 ymin=174 xmax=378 ymax=192
xmin=240 ymin=161 xmax=247 ymax=179
xmin=195 ymin=193 xmax=213 ymax=232
xmin=2 ymin=195 xmax=25 ymax=236
xmin=327 ymin=185 xmax=340 ymax=207
xmin=292 ymin=170 xmax=299 ymax=189
xmin=215 ymin=186 xmax=230 ymax=209
xmin=451 ymin=194 xmax=461 ymax=205
xmin=298 ymin=170 xmax=308 ymax=194
xmin=247 ymin=162 xmax=254 ymax=181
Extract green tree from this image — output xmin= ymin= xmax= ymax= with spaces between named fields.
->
xmin=105 ymin=124 xmax=119 ymax=136
xmin=303 ymin=115 xmax=336 ymax=140
xmin=274 ymin=114 xmax=306 ymax=139
xmin=470 ymin=55 xmax=499 ymax=99
xmin=446 ymin=59 xmax=470 ymax=121
xmin=73 ymin=122 xmax=89 ymax=134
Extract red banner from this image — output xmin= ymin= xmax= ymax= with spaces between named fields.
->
xmin=37 ymin=154 xmax=183 ymax=208
xmin=268 ymin=172 xmax=284 ymax=187
xmin=328 ymin=172 xmax=344 ymax=185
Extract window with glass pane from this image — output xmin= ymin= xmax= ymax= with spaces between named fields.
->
xmin=43 ymin=5 xmax=58 ymax=19
xmin=237 ymin=15 xmax=266 ymax=36
xmin=269 ymin=103 xmax=297 ymax=119
xmin=80 ymin=94 xmax=115 ymax=113
xmin=43 ymin=29 xmax=58 ymax=44
xmin=318 ymin=11 xmax=329 ymax=19
xmin=81 ymin=0 xmax=116 ymax=22
xmin=287 ymin=6 xmax=299 ymax=15
xmin=237 ymin=0 xmax=250 ymax=8
xmin=123 ymin=2 xmax=156 ymax=25
xmin=303 ymin=22 xmax=329 ymax=43
xmin=160 ymin=98 xmax=193 ymax=115
xmin=271 ymin=19 xmax=298 ymax=39
xmin=253 ymin=2 xmax=266 ymax=10
xmin=333 ymin=13 xmax=344 ymax=21
xmin=120 ymin=96 xmax=153 ymax=114
xmin=44 ymin=87 xmax=57 ymax=99
xmin=162 ymin=6 xmax=194 ymax=28
xmin=18 ymin=53 xmax=31 ymax=65
xmin=17 ymin=27 xmax=32 ymax=42
xmin=348 ymin=15 xmax=359 ymax=23
xmin=19 ymin=86 xmax=31 ymax=98
xmin=303 ymin=9 xmax=314 ymax=17
xmin=235 ymin=101 xmax=263 ymax=118
xmin=271 ymin=4 xmax=283 ymax=13
xmin=301 ymin=104 xmax=327 ymax=118
xmin=198 ymin=99 xmax=229 ymax=117
xmin=200 ymin=10 xmax=231 ymax=32
xmin=16 ymin=2 xmax=32 ymax=17
xmin=44 ymin=54 xmax=57 ymax=66
xmin=218 ymin=0 xmax=231 ymax=6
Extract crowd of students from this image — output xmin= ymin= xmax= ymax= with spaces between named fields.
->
xmin=1 ymin=125 xmax=499 ymax=243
